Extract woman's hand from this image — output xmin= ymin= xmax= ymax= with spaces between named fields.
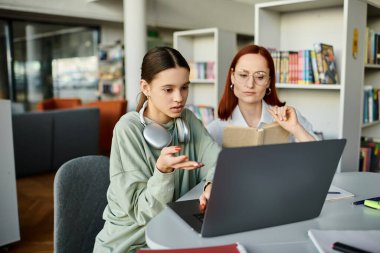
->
xmin=199 ymin=183 xmax=212 ymax=213
xmin=268 ymin=105 xmax=316 ymax=142
xmin=268 ymin=105 xmax=299 ymax=133
xmin=156 ymin=146 xmax=204 ymax=173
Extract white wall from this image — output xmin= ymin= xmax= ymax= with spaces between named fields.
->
xmin=0 ymin=0 xmax=123 ymax=22
xmin=146 ymin=0 xmax=254 ymax=35
xmin=100 ymin=21 xmax=124 ymax=45
xmin=0 ymin=0 xmax=254 ymax=36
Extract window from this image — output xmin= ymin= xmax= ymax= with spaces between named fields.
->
xmin=10 ymin=21 xmax=99 ymax=110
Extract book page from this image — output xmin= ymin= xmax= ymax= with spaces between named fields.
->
xmin=223 ymin=122 xmax=289 ymax=148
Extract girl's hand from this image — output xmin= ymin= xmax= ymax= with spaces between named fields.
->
xmin=156 ymin=146 xmax=204 ymax=173
xmin=199 ymin=183 xmax=212 ymax=213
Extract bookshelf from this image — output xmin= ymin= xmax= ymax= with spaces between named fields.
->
xmin=362 ymin=2 xmax=380 ymax=137
xmin=98 ymin=42 xmax=125 ymax=100
xmin=173 ymin=28 xmax=236 ymax=118
xmin=255 ymin=0 xmax=367 ymax=172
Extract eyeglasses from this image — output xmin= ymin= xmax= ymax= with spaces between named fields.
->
xmin=233 ymin=70 xmax=270 ymax=86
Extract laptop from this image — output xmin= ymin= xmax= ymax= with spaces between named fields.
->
xmin=167 ymin=139 xmax=346 ymax=237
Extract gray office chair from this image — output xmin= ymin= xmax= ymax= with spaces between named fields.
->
xmin=54 ymin=155 xmax=109 ymax=253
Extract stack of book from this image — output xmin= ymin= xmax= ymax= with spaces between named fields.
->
xmin=269 ymin=43 xmax=339 ymax=85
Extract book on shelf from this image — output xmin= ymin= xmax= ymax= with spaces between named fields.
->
xmin=270 ymin=50 xmax=281 ymax=83
xmin=137 ymin=243 xmax=247 ymax=253
xmin=189 ymin=61 xmax=215 ymax=81
xmin=365 ymin=27 xmax=380 ymax=64
xmin=279 ymin=51 xmax=289 ymax=83
xmin=304 ymin=50 xmax=314 ymax=84
xmin=360 ymin=136 xmax=380 ymax=172
xmin=313 ymin=43 xmax=339 ymax=84
xmin=310 ymin=50 xmax=320 ymax=84
xmin=270 ymin=49 xmax=322 ymax=85
xmin=269 ymin=45 xmax=340 ymax=85
xmin=362 ymin=86 xmax=380 ymax=124
xmin=223 ymin=122 xmax=289 ymax=148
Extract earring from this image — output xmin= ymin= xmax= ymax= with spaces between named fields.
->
xmin=266 ymin=88 xmax=272 ymax=96
xmin=230 ymin=83 xmax=234 ymax=90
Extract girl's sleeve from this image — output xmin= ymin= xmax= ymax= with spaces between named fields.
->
xmin=106 ymin=121 xmax=175 ymax=226
xmin=190 ymin=113 xmax=221 ymax=183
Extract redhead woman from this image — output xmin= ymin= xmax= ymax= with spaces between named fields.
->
xmin=207 ymin=44 xmax=318 ymax=146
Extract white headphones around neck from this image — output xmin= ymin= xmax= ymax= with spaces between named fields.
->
xmin=139 ymin=100 xmax=190 ymax=149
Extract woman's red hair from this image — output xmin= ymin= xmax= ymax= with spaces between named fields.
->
xmin=218 ymin=44 xmax=285 ymax=120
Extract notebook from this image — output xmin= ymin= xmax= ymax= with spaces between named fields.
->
xmin=308 ymin=229 xmax=380 ymax=253
xmin=223 ymin=122 xmax=290 ymax=147
xmin=168 ymin=139 xmax=346 ymax=237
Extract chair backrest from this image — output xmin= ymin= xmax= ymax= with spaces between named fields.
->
xmin=54 ymin=155 xmax=109 ymax=253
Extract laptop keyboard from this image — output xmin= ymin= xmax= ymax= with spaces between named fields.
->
xmin=193 ymin=213 xmax=205 ymax=223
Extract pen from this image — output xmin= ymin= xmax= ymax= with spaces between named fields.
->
xmin=353 ymin=196 xmax=380 ymax=205
xmin=332 ymin=242 xmax=371 ymax=253
xmin=328 ymin=191 xmax=341 ymax=194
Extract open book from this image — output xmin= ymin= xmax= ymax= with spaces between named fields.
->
xmin=223 ymin=122 xmax=290 ymax=147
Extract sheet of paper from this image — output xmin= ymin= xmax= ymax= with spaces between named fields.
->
xmin=325 ymin=185 xmax=354 ymax=201
xmin=308 ymin=229 xmax=380 ymax=253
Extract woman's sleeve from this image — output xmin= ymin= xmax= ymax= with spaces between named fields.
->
xmin=107 ymin=121 xmax=175 ymax=226
xmin=292 ymin=110 xmax=320 ymax=141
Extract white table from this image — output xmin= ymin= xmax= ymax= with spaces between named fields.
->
xmin=146 ymin=172 xmax=380 ymax=253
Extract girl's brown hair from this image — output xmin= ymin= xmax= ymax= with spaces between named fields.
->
xmin=136 ymin=47 xmax=190 ymax=112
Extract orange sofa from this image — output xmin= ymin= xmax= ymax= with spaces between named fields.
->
xmin=83 ymin=99 xmax=127 ymax=156
xmin=36 ymin=98 xmax=82 ymax=111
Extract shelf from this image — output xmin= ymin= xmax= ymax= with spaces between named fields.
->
xmin=256 ymin=0 xmax=343 ymax=13
xmin=365 ymin=64 xmax=380 ymax=69
xmin=362 ymin=120 xmax=380 ymax=128
xmin=256 ymin=0 xmax=368 ymax=172
xmin=190 ymin=79 xmax=215 ymax=84
xmin=173 ymin=28 xmax=218 ymax=38
xmin=174 ymin=28 xmax=236 ymax=113
xmin=275 ymin=83 xmax=341 ymax=90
